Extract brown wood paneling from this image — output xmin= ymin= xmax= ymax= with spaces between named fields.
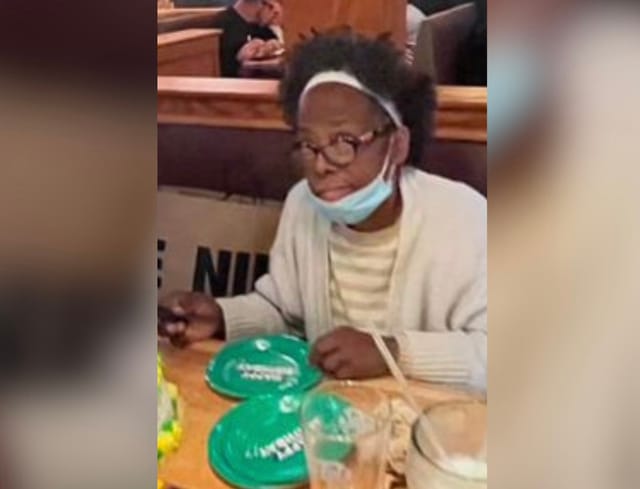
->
xmin=281 ymin=0 xmax=407 ymax=50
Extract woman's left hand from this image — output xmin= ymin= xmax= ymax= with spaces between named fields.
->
xmin=309 ymin=326 xmax=399 ymax=379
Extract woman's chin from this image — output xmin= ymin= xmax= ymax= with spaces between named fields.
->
xmin=317 ymin=188 xmax=353 ymax=202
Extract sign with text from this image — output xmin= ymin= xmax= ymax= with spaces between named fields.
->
xmin=157 ymin=188 xmax=282 ymax=297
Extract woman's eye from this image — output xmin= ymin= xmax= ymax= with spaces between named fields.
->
xmin=334 ymin=134 xmax=358 ymax=145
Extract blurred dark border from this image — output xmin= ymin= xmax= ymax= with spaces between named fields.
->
xmin=0 ymin=0 xmax=155 ymax=89
xmin=0 ymin=0 xmax=157 ymax=487
xmin=0 ymin=0 xmax=156 ymax=376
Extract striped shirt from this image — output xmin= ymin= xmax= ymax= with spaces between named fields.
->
xmin=329 ymin=220 xmax=401 ymax=332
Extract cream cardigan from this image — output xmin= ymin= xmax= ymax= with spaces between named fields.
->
xmin=218 ymin=168 xmax=487 ymax=391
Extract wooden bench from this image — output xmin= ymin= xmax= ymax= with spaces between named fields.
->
xmin=158 ymin=77 xmax=487 ymax=197
xmin=157 ymin=8 xmax=224 ymax=34
xmin=414 ymin=2 xmax=477 ymax=84
xmin=158 ymin=77 xmax=486 ymax=142
xmin=158 ymin=7 xmax=224 ymax=18
xmin=158 ymin=29 xmax=222 ymax=77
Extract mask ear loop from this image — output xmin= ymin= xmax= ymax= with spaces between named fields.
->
xmin=382 ymin=131 xmax=399 ymax=183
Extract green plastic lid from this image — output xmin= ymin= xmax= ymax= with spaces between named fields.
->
xmin=206 ymin=335 xmax=322 ymax=399
xmin=208 ymin=393 xmax=308 ymax=488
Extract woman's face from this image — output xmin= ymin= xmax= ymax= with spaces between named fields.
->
xmin=295 ymin=83 xmax=403 ymax=202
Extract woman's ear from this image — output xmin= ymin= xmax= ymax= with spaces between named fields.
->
xmin=390 ymin=125 xmax=411 ymax=168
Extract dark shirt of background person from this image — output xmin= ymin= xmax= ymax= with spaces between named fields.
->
xmin=212 ymin=0 xmax=277 ymax=77
xmin=456 ymin=0 xmax=486 ymax=85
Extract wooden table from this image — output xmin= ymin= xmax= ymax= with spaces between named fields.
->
xmin=158 ymin=340 xmax=475 ymax=489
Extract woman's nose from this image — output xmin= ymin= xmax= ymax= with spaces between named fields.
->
xmin=311 ymin=151 xmax=336 ymax=177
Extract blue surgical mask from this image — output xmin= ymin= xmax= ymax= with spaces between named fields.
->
xmin=488 ymin=41 xmax=541 ymax=157
xmin=304 ymin=148 xmax=396 ymax=225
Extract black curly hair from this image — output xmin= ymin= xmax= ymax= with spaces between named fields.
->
xmin=280 ymin=29 xmax=436 ymax=167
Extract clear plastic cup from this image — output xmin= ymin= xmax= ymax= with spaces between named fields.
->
xmin=300 ymin=381 xmax=391 ymax=489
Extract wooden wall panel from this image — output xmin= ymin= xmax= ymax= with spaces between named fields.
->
xmin=157 ymin=77 xmax=486 ymax=143
xmin=281 ymin=0 xmax=407 ymax=50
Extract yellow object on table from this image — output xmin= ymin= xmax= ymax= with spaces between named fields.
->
xmin=158 ymin=354 xmax=182 ymax=489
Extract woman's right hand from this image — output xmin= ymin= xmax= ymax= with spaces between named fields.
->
xmin=158 ymin=291 xmax=224 ymax=346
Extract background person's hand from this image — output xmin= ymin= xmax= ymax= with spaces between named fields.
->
xmin=237 ymin=39 xmax=266 ymax=62
xmin=158 ymin=291 xmax=224 ymax=346
xmin=261 ymin=39 xmax=283 ymax=57
xmin=309 ymin=326 xmax=399 ymax=379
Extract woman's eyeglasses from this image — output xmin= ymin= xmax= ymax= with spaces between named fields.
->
xmin=292 ymin=123 xmax=395 ymax=168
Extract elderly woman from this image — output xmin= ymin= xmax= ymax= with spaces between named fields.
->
xmin=160 ymin=31 xmax=487 ymax=391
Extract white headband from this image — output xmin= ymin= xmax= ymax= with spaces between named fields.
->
xmin=300 ymin=70 xmax=403 ymax=127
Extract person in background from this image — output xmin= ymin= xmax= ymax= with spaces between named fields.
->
xmin=159 ymin=31 xmax=487 ymax=391
xmin=457 ymin=0 xmax=486 ymax=85
xmin=267 ymin=0 xmax=284 ymax=43
xmin=212 ymin=0 xmax=283 ymax=77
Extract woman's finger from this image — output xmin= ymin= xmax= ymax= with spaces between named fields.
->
xmin=311 ymin=331 xmax=341 ymax=357
xmin=321 ymin=351 xmax=348 ymax=374
xmin=309 ymin=348 xmax=321 ymax=367
xmin=334 ymin=364 xmax=355 ymax=380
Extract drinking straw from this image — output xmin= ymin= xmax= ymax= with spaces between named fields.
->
xmin=369 ymin=331 xmax=449 ymax=464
